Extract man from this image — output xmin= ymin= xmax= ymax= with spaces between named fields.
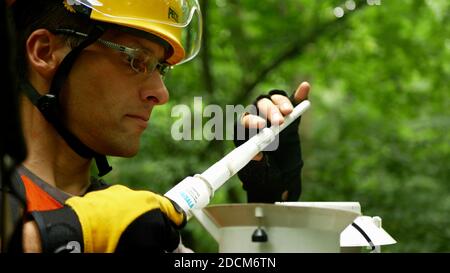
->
xmin=8 ymin=0 xmax=310 ymax=252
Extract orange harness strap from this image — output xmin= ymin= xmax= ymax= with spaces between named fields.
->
xmin=21 ymin=175 xmax=63 ymax=213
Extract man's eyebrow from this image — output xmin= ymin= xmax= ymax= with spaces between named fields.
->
xmin=130 ymin=38 xmax=165 ymax=62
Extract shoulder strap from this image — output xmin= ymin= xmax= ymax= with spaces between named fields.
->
xmin=9 ymin=170 xmax=27 ymax=213
xmin=21 ymin=175 xmax=64 ymax=213
xmin=17 ymin=166 xmax=70 ymax=208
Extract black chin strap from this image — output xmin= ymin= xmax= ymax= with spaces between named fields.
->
xmin=21 ymin=25 xmax=112 ymax=177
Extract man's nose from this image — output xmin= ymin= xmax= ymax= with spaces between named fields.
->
xmin=139 ymin=72 xmax=169 ymax=105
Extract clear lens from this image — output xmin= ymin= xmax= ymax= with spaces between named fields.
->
xmin=131 ymin=52 xmax=154 ymax=74
xmin=177 ymin=6 xmax=202 ymax=65
xmin=128 ymin=49 xmax=173 ymax=76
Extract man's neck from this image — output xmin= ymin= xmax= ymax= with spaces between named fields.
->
xmin=21 ymin=96 xmax=93 ymax=196
xmin=23 ymin=156 xmax=92 ymax=197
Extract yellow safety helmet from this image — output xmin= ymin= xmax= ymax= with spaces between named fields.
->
xmin=66 ymin=0 xmax=202 ymax=66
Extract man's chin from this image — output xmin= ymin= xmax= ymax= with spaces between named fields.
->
xmin=118 ymin=150 xmax=139 ymax=158
xmin=106 ymin=146 xmax=140 ymax=158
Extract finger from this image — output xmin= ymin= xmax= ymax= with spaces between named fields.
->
xmin=257 ymin=98 xmax=284 ymax=125
xmin=241 ymin=114 xmax=266 ymax=129
xmin=252 ymin=152 xmax=264 ymax=161
xmin=270 ymin=94 xmax=293 ymax=116
xmin=293 ymin=81 xmax=311 ymax=103
xmin=240 ymin=114 xmax=265 ymax=161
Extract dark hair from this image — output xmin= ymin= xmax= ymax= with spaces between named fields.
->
xmin=11 ymin=0 xmax=95 ymax=78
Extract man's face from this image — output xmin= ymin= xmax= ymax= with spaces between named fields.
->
xmin=60 ymin=30 xmax=169 ymax=157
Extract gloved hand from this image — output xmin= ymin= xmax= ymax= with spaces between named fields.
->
xmin=31 ymin=185 xmax=186 ymax=253
xmin=234 ymin=82 xmax=311 ymax=203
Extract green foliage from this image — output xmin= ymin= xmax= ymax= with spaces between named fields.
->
xmin=104 ymin=0 xmax=449 ymax=252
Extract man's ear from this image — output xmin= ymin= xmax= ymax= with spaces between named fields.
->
xmin=26 ymin=29 xmax=69 ymax=80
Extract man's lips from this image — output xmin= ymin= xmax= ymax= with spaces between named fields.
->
xmin=126 ymin=114 xmax=149 ymax=129
xmin=127 ymin=114 xmax=149 ymax=121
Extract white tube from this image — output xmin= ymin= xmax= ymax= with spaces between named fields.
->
xmin=165 ymin=100 xmax=311 ymax=214
xmin=202 ymin=100 xmax=311 ymax=191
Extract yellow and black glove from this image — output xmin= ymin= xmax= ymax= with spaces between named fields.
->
xmin=31 ymin=185 xmax=186 ymax=253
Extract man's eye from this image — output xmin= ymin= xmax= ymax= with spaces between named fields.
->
xmin=124 ymin=55 xmax=141 ymax=71
xmin=130 ymin=55 xmax=149 ymax=73
xmin=124 ymin=54 xmax=133 ymax=64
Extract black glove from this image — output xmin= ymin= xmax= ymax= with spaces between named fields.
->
xmin=234 ymin=90 xmax=304 ymax=203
